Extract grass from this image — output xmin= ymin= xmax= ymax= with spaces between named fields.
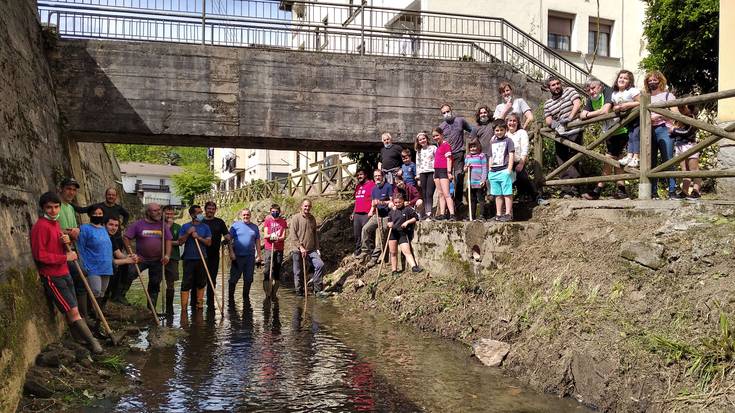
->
xmin=99 ymin=355 xmax=126 ymax=373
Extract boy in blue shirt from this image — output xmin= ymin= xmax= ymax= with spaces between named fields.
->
xmin=178 ymin=205 xmax=212 ymax=311
xmin=400 ymin=148 xmax=417 ymax=186
xmin=487 ymin=120 xmax=516 ymax=222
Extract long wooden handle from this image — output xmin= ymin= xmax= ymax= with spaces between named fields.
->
xmin=125 ymin=245 xmax=160 ymax=326
xmin=467 ymin=166 xmax=473 ymax=221
xmin=376 ymin=227 xmax=393 ymax=278
xmin=66 ymin=243 xmax=115 ymax=336
xmin=301 ymin=254 xmax=308 ymax=301
xmin=194 ymin=238 xmax=222 ymax=314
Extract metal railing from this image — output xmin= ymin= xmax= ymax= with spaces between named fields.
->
xmin=532 ymin=88 xmax=735 ymax=199
xmin=194 ymin=157 xmax=358 ymax=207
xmin=37 ymin=0 xmax=589 ymax=90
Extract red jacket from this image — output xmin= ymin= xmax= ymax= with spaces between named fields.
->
xmin=393 ymin=183 xmax=421 ymax=207
xmin=30 ymin=217 xmax=69 ymax=277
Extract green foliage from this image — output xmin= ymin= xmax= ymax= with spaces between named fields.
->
xmin=107 ymin=144 xmax=207 ymax=166
xmin=100 ymin=355 xmax=126 ymax=373
xmin=640 ymin=0 xmax=719 ymax=95
xmin=171 ymin=163 xmax=217 ymax=205
xmin=346 ymin=151 xmax=379 ymax=172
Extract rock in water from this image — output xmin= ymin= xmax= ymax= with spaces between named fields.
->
xmin=473 ymin=339 xmax=510 ymax=367
xmin=148 ymin=327 xmax=188 ymax=348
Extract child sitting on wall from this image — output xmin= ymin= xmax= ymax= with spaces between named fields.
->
xmin=387 ymin=193 xmax=422 ymax=275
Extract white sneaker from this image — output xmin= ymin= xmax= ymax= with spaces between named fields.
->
xmin=618 ymin=154 xmax=633 ymax=166
xmin=628 ymin=158 xmax=639 ymax=168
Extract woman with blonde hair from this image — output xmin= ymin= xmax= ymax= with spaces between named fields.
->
xmin=643 ymin=70 xmax=678 ymax=198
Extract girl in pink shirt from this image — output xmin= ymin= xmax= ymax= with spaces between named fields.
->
xmin=432 ymin=127 xmax=455 ymax=220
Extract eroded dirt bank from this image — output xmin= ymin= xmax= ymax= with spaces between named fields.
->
xmin=325 ymin=200 xmax=735 ymax=412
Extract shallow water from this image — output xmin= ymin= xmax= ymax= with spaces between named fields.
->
xmin=100 ymin=277 xmax=589 ymax=413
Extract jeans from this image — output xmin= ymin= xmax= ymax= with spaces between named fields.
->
xmin=352 ymin=213 xmax=370 ymax=253
xmin=452 ymin=152 xmax=465 ymax=206
xmin=628 ymin=122 xmax=641 ymax=154
xmin=513 ymin=163 xmax=540 ymax=200
xmin=651 ymin=124 xmax=677 ymax=193
xmin=128 ymin=260 xmax=163 ymax=296
xmin=229 ymin=255 xmax=255 ymax=286
xmin=292 ymin=250 xmax=324 ymax=292
xmin=360 ymin=215 xmax=389 ymax=258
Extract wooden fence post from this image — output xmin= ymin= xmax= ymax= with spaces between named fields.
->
xmin=532 ymin=127 xmax=545 ymax=188
xmin=638 ymin=94 xmax=652 ymax=199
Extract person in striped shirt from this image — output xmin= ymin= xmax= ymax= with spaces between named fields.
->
xmin=543 ymin=75 xmax=583 ymax=195
xmin=464 ymin=140 xmax=489 ymax=220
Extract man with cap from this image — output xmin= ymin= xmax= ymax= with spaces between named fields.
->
xmin=57 ymin=178 xmax=89 ymax=319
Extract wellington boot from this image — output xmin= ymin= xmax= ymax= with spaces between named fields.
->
xmin=165 ymin=289 xmax=175 ymax=316
xmin=77 ymin=292 xmax=91 ymax=324
xmin=72 ymin=319 xmax=103 ymax=354
xmin=228 ymin=283 xmax=236 ymax=302
xmin=243 ymin=282 xmax=251 ymax=302
xmin=263 ymin=279 xmax=272 ymax=297
xmin=180 ymin=291 xmax=190 ymax=314
xmin=112 ymin=278 xmax=132 ymax=305
xmin=196 ymin=288 xmax=205 ymax=309
xmin=271 ymin=280 xmax=280 ymax=301
xmin=148 ymin=292 xmax=159 ymax=315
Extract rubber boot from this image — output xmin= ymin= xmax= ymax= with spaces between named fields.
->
xmin=196 ymin=288 xmax=205 ymax=309
xmin=165 ymin=289 xmax=175 ymax=316
xmin=180 ymin=291 xmax=190 ymax=314
xmin=228 ymin=283 xmax=236 ymax=302
xmin=72 ymin=319 xmax=103 ymax=354
xmin=148 ymin=291 xmax=159 ymax=316
xmin=77 ymin=292 xmax=90 ymax=324
xmin=263 ymin=279 xmax=272 ymax=297
xmin=113 ymin=278 xmax=132 ymax=305
xmin=243 ymin=282 xmax=251 ymax=307
xmin=271 ymin=280 xmax=280 ymax=301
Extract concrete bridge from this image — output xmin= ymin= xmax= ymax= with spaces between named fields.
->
xmin=48 ymin=39 xmax=545 ymax=151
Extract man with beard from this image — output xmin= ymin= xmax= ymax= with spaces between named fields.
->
xmin=543 ymin=75 xmax=583 ymax=194
xmin=377 ymin=133 xmax=403 ymax=184
xmin=288 ymin=199 xmax=324 ymax=295
xmin=351 ymin=169 xmax=374 ymax=257
xmin=122 ymin=203 xmax=172 ymax=312
xmin=359 ymin=170 xmax=393 ymax=267
xmin=200 ymin=201 xmax=230 ymax=310
xmin=439 ymin=104 xmax=473 ymax=211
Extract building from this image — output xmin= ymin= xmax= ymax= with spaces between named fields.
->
xmin=120 ymin=162 xmax=183 ymax=206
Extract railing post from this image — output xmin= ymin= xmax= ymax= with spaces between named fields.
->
xmin=360 ymin=0 xmax=365 ymax=55
xmin=500 ymin=21 xmax=505 ymax=63
xmin=638 ymin=94 xmax=652 ymax=199
xmin=317 ymin=163 xmax=324 ymax=194
xmin=336 ymin=158 xmax=344 ymax=192
xmin=532 ymin=127 xmax=544 ymax=188
xmin=201 ymin=0 xmax=206 ymax=45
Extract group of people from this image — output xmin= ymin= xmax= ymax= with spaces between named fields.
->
xmin=31 ymin=176 xmax=327 ymax=354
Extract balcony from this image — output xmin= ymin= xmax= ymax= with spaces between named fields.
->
xmin=135 ymin=183 xmax=170 ymax=193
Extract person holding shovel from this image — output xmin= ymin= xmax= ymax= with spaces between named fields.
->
xmin=262 ymin=204 xmax=287 ymax=301
xmin=178 ymin=205 xmax=212 ymax=310
xmin=122 ymin=203 xmax=172 ymax=312
xmin=163 ymin=205 xmax=181 ymax=316
xmin=227 ymin=208 xmax=263 ymax=305
xmin=387 ymin=193 xmax=422 ymax=275
xmin=76 ymin=205 xmax=114 ymax=323
xmin=31 ymin=192 xmax=103 ymax=354
xmin=289 ymin=199 xmax=324 ymax=296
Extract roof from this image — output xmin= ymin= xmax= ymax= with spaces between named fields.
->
xmin=119 ymin=162 xmax=183 ymax=177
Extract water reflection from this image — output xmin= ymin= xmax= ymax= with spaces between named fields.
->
xmin=109 ymin=278 xmax=588 ymax=413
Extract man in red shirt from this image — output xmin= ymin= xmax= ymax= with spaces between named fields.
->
xmin=262 ymin=204 xmax=288 ymax=300
xmin=351 ymin=169 xmax=374 ymax=257
xmin=30 ymin=192 xmax=103 ymax=354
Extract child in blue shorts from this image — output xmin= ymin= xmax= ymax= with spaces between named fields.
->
xmin=487 ymin=120 xmax=516 ymax=221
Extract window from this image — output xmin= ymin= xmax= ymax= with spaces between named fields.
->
xmin=588 ymin=18 xmax=612 ymax=57
xmin=548 ymin=13 xmax=573 ymax=51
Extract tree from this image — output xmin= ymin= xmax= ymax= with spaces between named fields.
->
xmin=171 ymin=162 xmax=217 ymax=205
xmin=640 ymin=0 xmax=719 ymax=95
xmin=107 ymin=144 xmax=208 ymax=166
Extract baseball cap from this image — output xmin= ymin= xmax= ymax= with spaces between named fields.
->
xmin=60 ymin=177 xmax=80 ymax=188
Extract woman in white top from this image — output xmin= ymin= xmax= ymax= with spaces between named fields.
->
xmin=414 ymin=131 xmax=437 ymax=219
xmin=494 ymin=81 xmax=534 ymax=130
xmin=505 ymin=113 xmax=545 ymax=205
xmin=610 ymin=70 xmax=641 ymax=167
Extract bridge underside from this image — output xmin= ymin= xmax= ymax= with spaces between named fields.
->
xmin=48 ymin=40 xmax=544 ymax=151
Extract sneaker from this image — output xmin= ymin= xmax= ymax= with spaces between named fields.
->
xmin=536 ymin=197 xmax=550 ymax=206
xmin=582 ymin=189 xmax=601 ymax=200
xmin=367 ymin=258 xmax=378 ymax=268
xmin=498 ymin=214 xmax=512 ymax=222
xmin=448 ymin=214 xmax=456 ymax=221
xmin=613 ymin=187 xmax=629 ymax=200
xmin=669 ymin=190 xmax=683 ymax=200
xmin=411 ymin=266 xmax=423 ymax=273
xmin=434 ymin=214 xmax=446 ymax=221
xmin=619 ymin=154 xmax=633 ymax=166
xmin=424 ymin=216 xmax=432 ymax=222
xmin=686 ymin=190 xmax=701 ymax=200
xmin=391 ymin=270 xmax=402 ymax=276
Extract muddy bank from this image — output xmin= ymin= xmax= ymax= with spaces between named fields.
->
xmin=16 ymin=302 xmax=169 ymax=412
xmin=325 ymin=200 xmax=735 ymax=412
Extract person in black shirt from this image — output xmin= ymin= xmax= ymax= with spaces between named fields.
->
xmin=76 ymin=187 xmax=130 ymax=226
xmin=387 ymin=193 xmax=422 ymax=275
xmin=201 ymin=201 xmax=231 ymax=310
xmin=105 ymin=216 xmax=140 ymax=305
xmin=378 ymin=132 xmax=403 ymax=184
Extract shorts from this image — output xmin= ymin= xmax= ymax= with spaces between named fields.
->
xmin=488 ymin=170 xmax=513 ymax=196
xmin=434 ymin=168 xmax=448 ymax=179
xmin=606 ymin=133 xmax=628 ymax=158
xmin=182 ymin=260 xmax=207 ymax=291
xmin=675 ymin=141 xmax=699 ymax=159
xmin=389 ymin=228 xmax=413 ymax=244
xmin=42 ymin=274 xmax=78 ymax=314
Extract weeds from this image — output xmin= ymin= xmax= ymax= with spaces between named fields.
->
xmin=100 ymin=355 xmax=126 ymax=373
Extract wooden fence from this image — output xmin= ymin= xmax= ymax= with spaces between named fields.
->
xmin=533 ymin=88 xmax=735 ymax=198
xmin=195 ymin=158 xmax=359 ymax=207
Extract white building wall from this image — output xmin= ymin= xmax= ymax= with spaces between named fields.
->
xmin=121 ymin=174 xmax=181 ymax=205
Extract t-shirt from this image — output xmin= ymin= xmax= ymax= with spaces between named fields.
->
xmin=354 ymin=180 xmax=375 ymax=214
xmin=262 ymin=216 xmax=287 ymax=251
xmin=371 ymin=182 xmax=394 ymax=217
xmin=230 ymin=221 xmax=260 ymax=256
xmin=167 ymin=222 xmax=182 ymax=260
xmin=124 ymin=219 xmax=172 ymax=261
xmin=650 ymin=91 xmax=676 ymax=127
xmin=416 ymin=145 xmax=436 ymax=174
xmin=77 ymin=203 xmax=130 ymax=226
xmin=585 ymin=87 xmax=626 ymax=135
xmin=77 ymin=224 xmax=113 ymax=276
xmin=179 ymin=222 xmax=212 ymax=260
xmin=379 ymin=144 xmax=404 ymax=171
xmin=494 ymin=98 xmax=532 ymax=121
xmin=388 ymin=206 xmax=418 ymax=237
xmin=401 ymin=162 xmax=417 ymax=185
xmin=59 ymin=202 xmax=77 ymax=231
xmin=610 ymin=87 xmax=641 ymax=106
xmin=507 ymin=129 xmax=529 ymax=162
xmin=439 ymin=117 xmax=473 ymax=154
xmin=543 ymin=87 xmax=582 ymax=137
xmin=203 ymin=217 xmax=229 ymax=257
xmin=489 ymin=136 xmax=515 ymax=172
xmin=470 ymin=124 xmax=495 ymax=160
xmin=434 ymin=141 xmax=452 ymax=169
xmin=464 ymin=153 xmax=488 ymax=188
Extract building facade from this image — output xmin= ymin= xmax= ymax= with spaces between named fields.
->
xmin=120 ymin=162 xmax=183 ymax=206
